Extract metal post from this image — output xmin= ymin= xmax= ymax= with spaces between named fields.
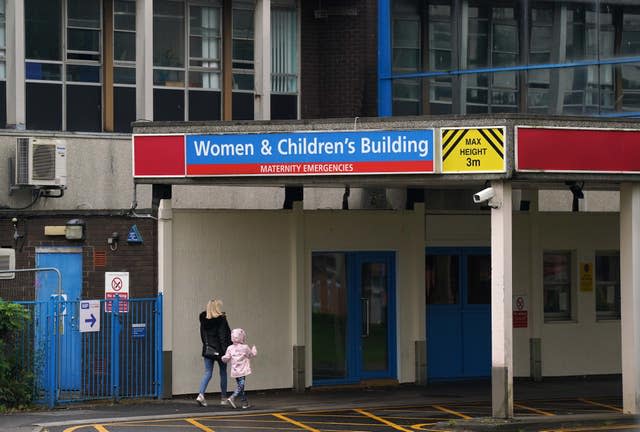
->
xmin=156 ymin=293 xmax=163 ymax=398
xmin=112 ymin=295 xmax=121 ymax=401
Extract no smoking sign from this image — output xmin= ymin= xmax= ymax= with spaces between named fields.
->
xmin=105 ymin=272 xmax=129 ymax=313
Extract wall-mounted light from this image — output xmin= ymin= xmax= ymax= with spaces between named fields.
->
xmin=566 ymin=181 xmax=584 ymax=212
xmin=65 ymin=218 xmax=85 ymax=240
xmin=108 ymin=232 xmax=119 ymax=251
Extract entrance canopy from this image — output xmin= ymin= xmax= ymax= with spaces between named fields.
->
xmin=132 ymin=115 xmax=640 ymax=190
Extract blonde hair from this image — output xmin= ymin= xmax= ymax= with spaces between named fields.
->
xmin=206 ymin=299 xmax=224 ymax=319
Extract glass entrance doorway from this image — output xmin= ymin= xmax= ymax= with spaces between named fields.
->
xmin=311 ymin=251 xmax=396 ymax=385
xmin=426 ymin=247 xmax=491 ymax=380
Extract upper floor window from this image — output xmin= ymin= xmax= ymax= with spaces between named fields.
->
xmin=595 ymin=251 xmax=620 ymax=320
xmin=153 ymin=0 xmax=223 ymax=121
xmin=271 ymin=5 xmax=298 ymax=120
xmin=0 ymin=0 xmax=6 ymax=80
xmin=544 ymin=251 xmax=572 ymax=322
xmin=25 ymin=0 xmax=102 ymax=132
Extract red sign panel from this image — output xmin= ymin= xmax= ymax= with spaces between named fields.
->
xmin=513 ymin=311 xmax=528 ymax=328
xmin=517 ymin=127 xmax=640 ymax=173
xmin=133 ymin=135 xmax=186 ymax=177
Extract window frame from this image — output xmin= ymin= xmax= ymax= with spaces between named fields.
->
xmin=595 ymin=250 xmax=621 ymax=321
xmin=543 ymin=250 xmax=574 ymax=322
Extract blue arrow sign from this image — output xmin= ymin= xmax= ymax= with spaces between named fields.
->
xmin=85 ymin=313 xmax=97 ymax=328
xmin=79 ymin=300 xmax=100 ymax=332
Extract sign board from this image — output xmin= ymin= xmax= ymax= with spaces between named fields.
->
xmin=516 ymin=127 xmax=640 ymax=172
xmin=441 ymin=127 xmax=506 ymax=173
xmin=132 ymin=323 xmax=146 ymax=339
xmin=127 ymin=224 xmax=143 ymax=243
xmin=134 ymin=130 xmax=435 ymax=177
xmin=105 ymin=271 xmax=129 ymax=313
xmin=79 ymin=300 xmax=101 ymax=333
xmin=580 ymin=262 xmax=594 ymax=292
xmin=513 ymin=295 xmax=528 ymax=328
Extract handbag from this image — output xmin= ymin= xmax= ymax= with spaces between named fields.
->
xmin=203 ymin=334 xmax=219 ymax=359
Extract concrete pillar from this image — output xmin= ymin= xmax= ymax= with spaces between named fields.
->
xmin=136 ymin=0 xmax=153 ymax=121
xmin=412 ymin=202 xmax=427 ymax=384
xmin=158 ymin=199 xmax=173 ymax=398
xmin=620 ymin=183 xmax=640 ymax=414
xmin=529 ymin=193 xmax=542 ymax=381
xmin=254 ymin=0 xmax=271 ymax=120
xmin=490 ymin=181 xmax=513 ymax=418
xmin=6 ymin=0 xmax=25 ymax=129
xmin=290 ymin=200 xmax=305 ymax=391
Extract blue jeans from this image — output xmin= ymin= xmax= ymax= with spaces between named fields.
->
xmin=230 ymin=376 xmax=247 ymax=402
xmin=198 ymin=357 xmax=228 ymax=397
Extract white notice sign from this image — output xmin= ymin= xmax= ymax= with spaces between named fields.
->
xmin=79 ymin=300 xmax=100 ymax=332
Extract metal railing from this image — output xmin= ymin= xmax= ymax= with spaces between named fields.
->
xmin=2 ymin=269 xmax=162 ymax=407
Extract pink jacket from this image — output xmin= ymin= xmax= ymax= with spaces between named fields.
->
xmin=221 ymin=328 xmax=257 ymax=378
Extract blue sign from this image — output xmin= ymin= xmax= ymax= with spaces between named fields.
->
xmin=132 ymin=323 xmax=146 ymax=338
xmin=185 ymin=130 xmax=434 ymax=176
xmin=127 ymin=225 xmax=143 ymax=244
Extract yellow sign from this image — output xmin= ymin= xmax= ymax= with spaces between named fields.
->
xmin=441 ymin=127 xmax=506 ymax=173
xmin=580 ymin=262 xmax=593 ymax=292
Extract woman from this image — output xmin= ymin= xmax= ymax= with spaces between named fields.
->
xmin=196 ymin=299 xmax=232 ymax=407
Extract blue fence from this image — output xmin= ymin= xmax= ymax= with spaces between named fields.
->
xmin=15 ymin=295 xmax=162 ymax=407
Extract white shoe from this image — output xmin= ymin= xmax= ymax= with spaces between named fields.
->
xmin=220 ymin=398 xmax=228 ymax=405
xmin=196 ymin=394 xmax=207 ymax=407
xmin=227 ymin=396 xmax=236 ymax=408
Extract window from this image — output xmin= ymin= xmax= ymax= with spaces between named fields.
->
xmin=0 ymin=0 xmax=6 ymax=127
xmin=391 ymin=0 xmax=421 ymax=115
xmin=25 ymin=0 xmax=102 ymax=131
xmin=543 ymin=251 xmax=572 ymax=321
xmin=232 ymin=4 xmax=254 ymax=120
xmin=596 ymin=252 xmax=620 ymax=320
xmin=271 ymin=6 xmax=298 ymax=120
xmin=464 ymin=1 xmax=519 ymax=114
xmin=426 ymin=254 xmax=459 ymax=305
xmin=153 ymin=0 xmax=222 ymax=121
xmin=113 ymin=0 xmax=136 ymax=132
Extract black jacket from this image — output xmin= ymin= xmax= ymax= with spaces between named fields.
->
xmin=199 ymin=312 xmax=231 ymax=358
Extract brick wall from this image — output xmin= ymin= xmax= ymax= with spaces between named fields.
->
xmin=0 ymin=215 xmax=156 ymax=301
xmin=301 ymin=0 xmax=378 ymax=119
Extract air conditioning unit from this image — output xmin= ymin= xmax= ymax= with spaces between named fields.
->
xmin=0 ymin=248 xmax=15 ymax=280
xmin=15 ymin=137 xmax=67 ymax=188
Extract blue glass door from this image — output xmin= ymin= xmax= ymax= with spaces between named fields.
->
xmin=36 ymin=248 xmax=83 ymax=391
xmin=312 ymin=251 xmax=396 ymax=385
xmin=426 ymin=247 xmax=491 ymax=380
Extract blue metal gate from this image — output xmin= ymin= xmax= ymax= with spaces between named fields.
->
xmin=15 ymin=295 xmax=163 ymax=407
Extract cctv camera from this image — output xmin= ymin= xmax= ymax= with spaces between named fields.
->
xmin=473 ymin=187 xmax=495 ymax=204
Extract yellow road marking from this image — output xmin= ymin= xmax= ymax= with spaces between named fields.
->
xmin=273 ymin=413 xmax=321 ymax=432
xmin=354 ymin=408 xmax=414 ymax=432
xmin=432 ymin=405 xmax=472 ymax=420
xmin=63 ymin=425 xmax=109 ymax=432
xmin=514 ymin=402 xmax=555 ymax=416
xmin=578 ymin=398 xmax=624 ymax=413
xmin=185 ymin=418 xmax=215 ymax=431
xmin=541 ymin=424 xmax=639 ymax=432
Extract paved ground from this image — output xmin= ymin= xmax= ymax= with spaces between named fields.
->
xmin=2 ymin=376 xmax=638 ymax=432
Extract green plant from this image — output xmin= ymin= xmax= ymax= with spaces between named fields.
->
xmin=0 ymin=299 xmax=33 ymax=411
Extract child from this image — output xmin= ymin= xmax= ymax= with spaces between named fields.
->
xmin=221 ymin=328 xmax=257 ymax=409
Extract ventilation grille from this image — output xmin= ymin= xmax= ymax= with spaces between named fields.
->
xmin=32 ymin=143 xmax=57 ymax=180
xmin=16 ymin=137 xmax=30 ymax=184
xmin=94 ymin=250 xmax=107 ymax=268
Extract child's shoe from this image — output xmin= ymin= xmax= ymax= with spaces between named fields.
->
xmin=196 ymin=394 xmax=207 ymax=407
xmin=220 ymin=398 xmax=228 ymax=405
xmin=241 ymin=401 xmax=251 ymax=409
xmin=227 ymin=396 xmax=236 ymax=408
